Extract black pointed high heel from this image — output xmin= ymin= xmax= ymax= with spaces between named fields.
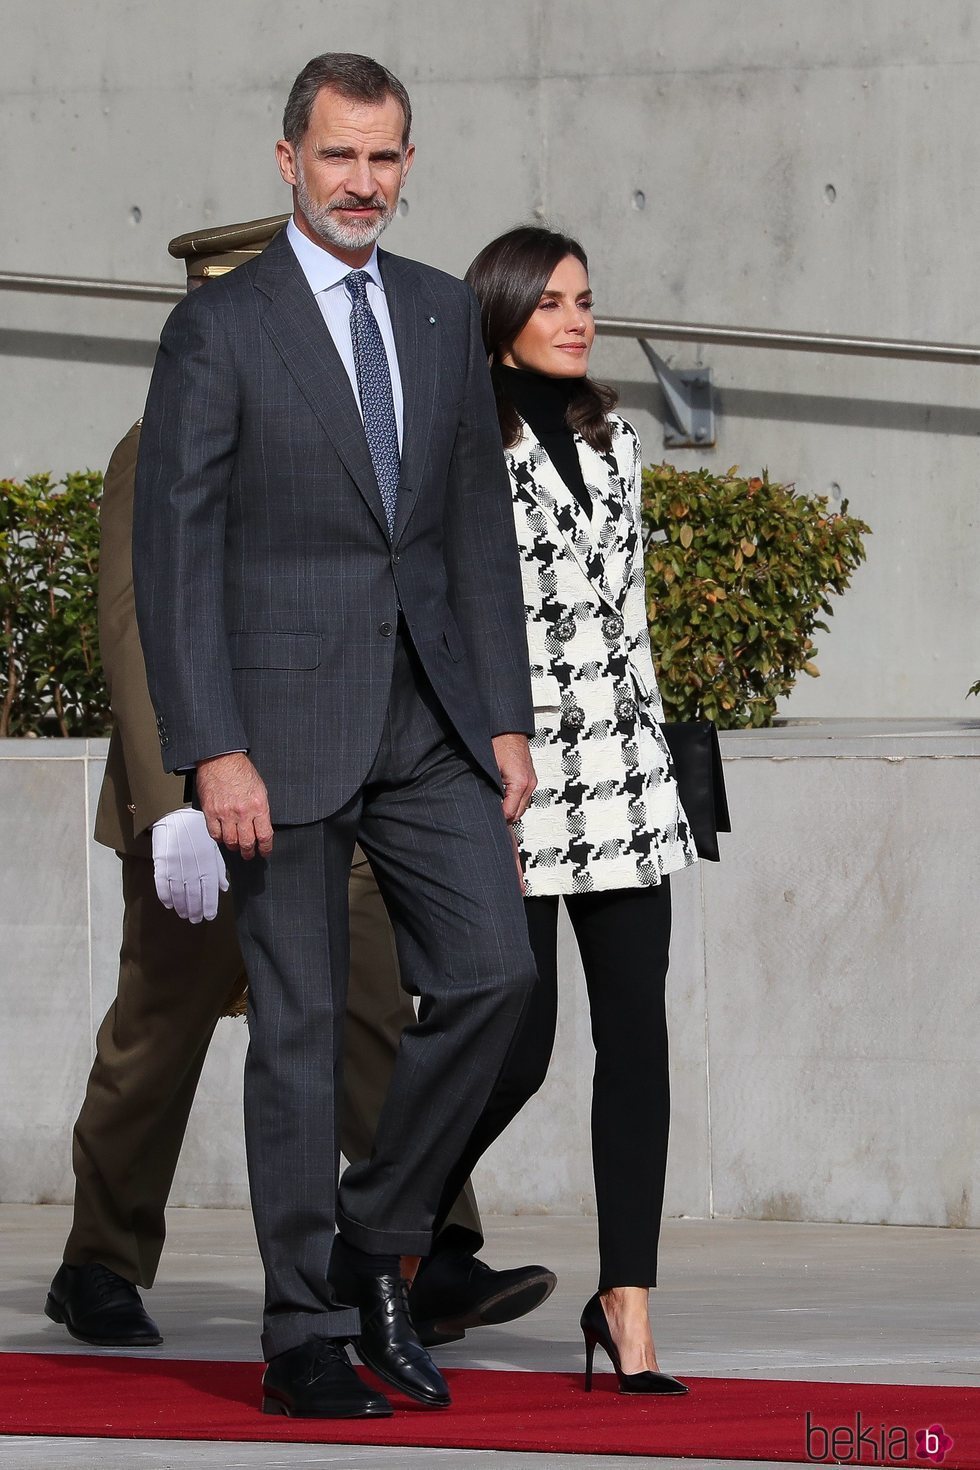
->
xmin=580 ymin=1292 xmax=688 ymax=1395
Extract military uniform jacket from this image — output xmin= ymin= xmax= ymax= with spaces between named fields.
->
xmin=94 ymin=422 xmax=188 ymax=855
xmin=508 ymin=413 xmax=698 ymax=896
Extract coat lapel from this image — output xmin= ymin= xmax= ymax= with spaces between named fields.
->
xmin=253 ymin=233 xmax=389 ymax=538
xmin=511 ymin=424 xmax=634 ymax=613
xmin=579 ymin=435 xmax=638 ymax=610
xmin=379 ymin=251 xmax=440 ymax=544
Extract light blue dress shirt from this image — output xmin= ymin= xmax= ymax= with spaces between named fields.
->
xmin=286 ymin=217 xmax=404 ymax=449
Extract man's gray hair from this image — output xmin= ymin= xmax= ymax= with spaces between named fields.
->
xmin=282 ymin=53 xmax=412 ymax=149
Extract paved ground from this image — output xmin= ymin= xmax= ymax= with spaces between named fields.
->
xmin=0 ymin=1206 xmax=976 ymax=1468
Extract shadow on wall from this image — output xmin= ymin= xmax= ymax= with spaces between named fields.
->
xmin=615 ymin=378 xmax=980 ymax=438
xmin=0 ymin=328 xmax=157 ymax=370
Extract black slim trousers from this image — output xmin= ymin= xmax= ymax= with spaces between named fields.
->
xmin=434 ymin=879 xmax=672 ymax=1291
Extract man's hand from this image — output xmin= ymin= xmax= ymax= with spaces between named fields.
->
xmin=151 ymin=807 xmax=229 ymax=923
xmin=195 ymin=752 xmax=274 ymax=860
xmin=491 ymin=732 xmax=536 ymax=824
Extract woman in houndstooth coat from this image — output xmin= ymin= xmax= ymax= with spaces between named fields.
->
xmin=434 ymin=226 xmax=697 ymax=1396
xmin=507 ymin=407 xmax=694 ymax=896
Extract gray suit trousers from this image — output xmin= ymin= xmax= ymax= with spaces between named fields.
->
xmin=227 ymin=628 xmax=536 ymax=1359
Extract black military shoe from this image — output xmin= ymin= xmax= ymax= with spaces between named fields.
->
xmin=410 ymin=1249 xmax=557 ymax=1347
xmin=44 ymin=1262 xmax=163 ymax=1347
xmin=348 ymin=1273 xmax=451 ymax=1407
xmin=262 ymin=1337 xmax=392 ymax=1418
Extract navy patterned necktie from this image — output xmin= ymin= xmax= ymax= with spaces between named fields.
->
xmin=345 ymin=269 xmax=400 ymax=535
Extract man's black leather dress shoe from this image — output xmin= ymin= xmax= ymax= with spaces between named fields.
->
xmin=410 ymin=1249 xmax=558 ymax=1347
xmin=262 ymin=1338 xmax=392 ymax=1418
xmin=44 ymin=1262 xmax=162 ymax=1347
xmin=346 ymin=1273 xmax=451 ymax=1407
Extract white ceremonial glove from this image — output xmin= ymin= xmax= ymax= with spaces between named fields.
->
xmin=151 ymin=808 xmax=229 ymax=924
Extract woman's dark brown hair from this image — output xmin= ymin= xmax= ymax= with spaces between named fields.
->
xmin=465 ymin=225 xmax=617 ymax=451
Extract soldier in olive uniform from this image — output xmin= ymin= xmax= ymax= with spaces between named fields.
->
xmin=45 ymin=218 xmax=555 ymax=1350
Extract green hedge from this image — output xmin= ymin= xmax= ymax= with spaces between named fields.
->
xmin=0 ymin=472 xmax=108 ymax=737
xmin=1 ymin=464 xmax=871 ymax=739
xmin=641 ymin=464 xmax=870 ymax=728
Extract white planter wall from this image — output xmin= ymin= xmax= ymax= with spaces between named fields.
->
xmin=2 ymin=723 xmax=977 ymax=1228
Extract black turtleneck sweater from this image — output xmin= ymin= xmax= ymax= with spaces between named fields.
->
xmin=495 ymin=365 xmax=592 ymax=518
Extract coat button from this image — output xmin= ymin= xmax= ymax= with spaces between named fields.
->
xmin=602 ymin=615 xmax=625 ymax=641
xmin=565 ymin=707 xmax=585 ymax=730
xmin=615 ymin=696 xmax=636 ymax=719
xmin=552 ymin=618 xmax=576 ymax=643
xmin=379 ymin=621 xmax=393 ymax=637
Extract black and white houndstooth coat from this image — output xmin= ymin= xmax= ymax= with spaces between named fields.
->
xmin=507 ymin=413 xmax=698 ymax=896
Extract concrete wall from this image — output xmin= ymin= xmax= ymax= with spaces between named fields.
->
xmin=1 ymin=1 xmax=979 ymax=719
xmin=2 ymin=724 xmax=977 ymax=1228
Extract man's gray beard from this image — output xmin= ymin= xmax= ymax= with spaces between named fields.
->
xmin=295 ymin=170 xmax=395 ymax=251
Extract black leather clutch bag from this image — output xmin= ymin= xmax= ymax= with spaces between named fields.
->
xmin=661 ymin=720 xmax=732 ymax=862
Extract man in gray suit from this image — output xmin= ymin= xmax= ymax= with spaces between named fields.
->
xmin=133 ymin=54 xmax=538 ymax=1420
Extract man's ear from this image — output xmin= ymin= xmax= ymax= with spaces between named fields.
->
xmin=276 ymin=139 xmax=298 ymax=188
xmin=400 ymin=142 xmax=416 ymax=189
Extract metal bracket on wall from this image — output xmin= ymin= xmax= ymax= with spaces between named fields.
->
xmin=637 ymin=338 xmax=716 ymax=448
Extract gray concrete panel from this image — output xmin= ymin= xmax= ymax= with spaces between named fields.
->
xmin=661 ymin=862 xmax=712 ymax=1219
xmin=702 ymin=753 xmax=980 ymax=1226
xmin=0 ymin=754 xmax=91 ymax=1204
xmin=86 ymin=753 xmax=125 ymax=1046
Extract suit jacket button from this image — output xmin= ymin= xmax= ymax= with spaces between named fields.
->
xmin=379 ymin=621 xmax=393 ymax=636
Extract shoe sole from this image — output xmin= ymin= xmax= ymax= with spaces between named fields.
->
xmin=414 ymin=1269 xmax=557 ymax=1344
xmin=44 ymin=1294 xmax=163 ymax=1348
xmin=619 ymin=1383 xmax=689 ymax=1396
xmin=352 ymin=1344 xmax=451 ymax=1409
xmin=262 ymin=1394 xmax=393 ymax=1418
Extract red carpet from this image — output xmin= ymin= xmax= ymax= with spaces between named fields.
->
xmin=0 ymin=1354 xmax=977 ymax=1464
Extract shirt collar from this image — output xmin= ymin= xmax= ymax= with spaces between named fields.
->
xmin=286 ymin=216 xmax=384 ymax=296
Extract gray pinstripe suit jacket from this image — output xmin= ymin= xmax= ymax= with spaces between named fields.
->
xmin=132 ymin=229 xmax=533 ymax=825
